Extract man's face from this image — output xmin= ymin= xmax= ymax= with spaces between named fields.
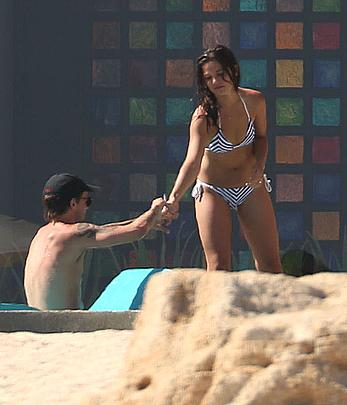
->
xmin=74 ymin=191 xmax=91 ymax=222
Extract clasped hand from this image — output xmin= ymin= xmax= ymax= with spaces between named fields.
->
xmin=150 ymin=197 xmax=179 ymax=233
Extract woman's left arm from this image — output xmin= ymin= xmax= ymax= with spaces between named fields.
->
xmin=248 ymin=92 xmax=268 ymax=187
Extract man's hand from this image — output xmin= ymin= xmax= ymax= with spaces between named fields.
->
xmin=150 ymin=197 xmax=166 ymax=222
xmin=149 ymin=198 xmax=170 ymax=233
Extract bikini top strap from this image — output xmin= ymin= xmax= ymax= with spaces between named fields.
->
xmin=238 ymin=93 xmax=251 ymax=121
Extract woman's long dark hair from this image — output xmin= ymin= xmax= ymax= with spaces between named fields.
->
xmin=196 ymin=45 xmax=240 ymax=128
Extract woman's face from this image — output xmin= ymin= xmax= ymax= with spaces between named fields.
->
xmin=202 ymin=60 xmax=235 ymax=96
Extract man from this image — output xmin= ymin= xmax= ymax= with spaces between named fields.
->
xmin=24 ymin=173 xmax=167 ymax=310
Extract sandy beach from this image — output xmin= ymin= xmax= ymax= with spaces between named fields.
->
xmin=0 ymin=330 xmax=134 ymax=404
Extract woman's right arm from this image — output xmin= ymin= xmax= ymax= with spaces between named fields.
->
xmin=167 ymin=111 xmax=211 ymax=211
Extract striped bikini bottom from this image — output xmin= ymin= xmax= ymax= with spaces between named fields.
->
xmin=191 ymin=174 xmax=272 ymax=211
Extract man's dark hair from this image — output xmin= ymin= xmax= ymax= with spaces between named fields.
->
xmin=41 ymin=173 xmax=96 ymax=221
xmin=196 ymin=45 xmax=240 ymax=128
xmin=43 ymin=193 xmax=83 ymax=221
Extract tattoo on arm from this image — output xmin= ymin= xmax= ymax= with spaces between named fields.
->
xmin=76 ymin=223 xmax=97 ymax=239
xmin=76 ymin=223 xmax=123 ymax=240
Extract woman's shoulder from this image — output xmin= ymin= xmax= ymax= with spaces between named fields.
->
xmin=238 ymin=87 xmax=264 ymax=100
xmin=238 ymin=87 xmax=265 ymax=111
xmin=190 ymin=106 xmax=215 ymax=137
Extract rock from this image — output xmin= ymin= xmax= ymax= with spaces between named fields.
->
xmin=82 ymin=270 xmax=347 ymax=405
xmin=281 ymin=249 xmax=330 ymax=276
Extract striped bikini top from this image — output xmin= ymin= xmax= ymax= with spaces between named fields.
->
xmin=205 ymin=94 xmax=255 ymax=154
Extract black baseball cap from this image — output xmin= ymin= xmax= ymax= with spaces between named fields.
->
xmin=43 ymin=173 xmax=98 ymax=199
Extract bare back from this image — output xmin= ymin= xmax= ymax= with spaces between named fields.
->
xmin=24 ymin=222 xmax=85 ymax=310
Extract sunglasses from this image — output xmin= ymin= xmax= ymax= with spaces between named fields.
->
xmin=79 ymin=196 xmax=92 ymax=207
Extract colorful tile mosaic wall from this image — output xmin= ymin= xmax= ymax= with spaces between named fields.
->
xmin=89 ymin=0 xmax=345 ymax=270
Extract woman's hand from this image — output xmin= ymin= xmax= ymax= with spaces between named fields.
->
xmin=245 ymin=161 xmax=265 ymax=188
xmin=161 ymin=198 xmax=179 ymax=227
xmin=192 ymin=105 xmax=207 ymax=121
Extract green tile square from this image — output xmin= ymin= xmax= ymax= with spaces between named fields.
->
xmin=166 ymin=98 xmax=193 ymax=126
xmin=129 ymin=22 xmax=157 ymax=49
xmin=313 ymin=0 xmax=340 ymax=12
xmin=129 ymin=98 xmax=157 ymax=125
xmin=166 ymin=22 xmax=193 ymax=49
xmin=166 ymin=0 xmax=193 ymax=11
xmin=276 ymin=98 xmax=304 ymax=126
xmin=129 ymin=0 xmax=157 ymax=11
xmin=166 ymin=174 xmax=191 ymax=201
xmin=240 ymin=0 xmax=267 ymax=11
xmin=239 ymin=59 xmax=267 ymax=88
xmin=313 ymin=98 xmax=340 ymax=126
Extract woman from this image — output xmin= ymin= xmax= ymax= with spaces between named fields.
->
xmin=165 ymin=45 xmax=282 ymax=273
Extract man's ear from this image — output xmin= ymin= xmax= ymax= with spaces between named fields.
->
xmin=70 ymin=198 xmax=77 ymax=208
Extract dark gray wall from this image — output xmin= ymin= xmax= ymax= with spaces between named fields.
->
xmin=13 ymin=0 xmax=89 ymax=222
xmin=0 ymin=0 xmax=14 ymax=216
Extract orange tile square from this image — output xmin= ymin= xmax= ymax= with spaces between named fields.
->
xmin=312 ymin=211 xmax=340 ymax=241
xmin=276 ymin=60 xmax=304 ymax=87
xmin=276 ymin=174 xmax=304 ymax=202
xmin=203 ymin=0 xmax=230 ymax=11
xmin=276 ymin=22 xmax=303 ymax=49
xmin=92 ymin=137 xmax=120 ymax=164
xmin=276 ymin=136 xmax=304 ymax=164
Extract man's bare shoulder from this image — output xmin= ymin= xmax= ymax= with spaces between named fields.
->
xmin=35 ymin=222 xmax=74 ymax=239
xmin=36 ymin=222 xmax=95 ymax=244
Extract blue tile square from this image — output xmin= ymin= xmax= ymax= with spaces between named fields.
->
xmin=313 ymin=60 xmax=340 ymax=88
xmin=91 ymin=97 xmax=120 ymax=127
xmin=313 ymin=174 xmax=340 ymax=203
xmin=166 ymin=98 xmax=193 ymax=126
xmin=166 ymin=22 xmax=194 ymax=49
xmin=312 ymin=98 xmax=340 ymax=126
xmin=167 ymin=136 xmax=188 ymax=164
xmin=277 ymin=211 xmax=304 ymax=240
xmin=240 ymin=59 xmax=267 ymax=88
xmin=240 ymin=0 xmax=267 ymax=11
xmin=240 ymin=22 xmax=267 ymax=49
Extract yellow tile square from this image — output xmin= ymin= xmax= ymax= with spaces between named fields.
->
xmin=276 ymin=60 xmax=304 ymax=88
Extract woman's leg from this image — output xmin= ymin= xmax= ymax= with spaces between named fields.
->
xmin=195 ymin=188 xmax=232 ymax=271
xmin=237 ymin=185 xmax=282 ymax=273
